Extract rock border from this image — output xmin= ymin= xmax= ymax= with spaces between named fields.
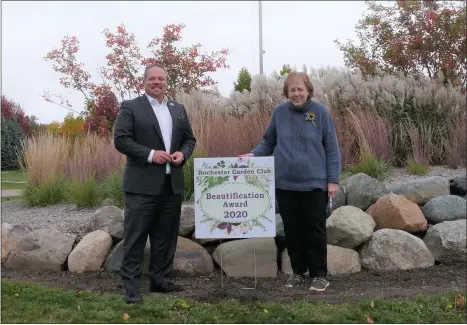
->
xmin=2 ymin=173 xmax=466 ymax=277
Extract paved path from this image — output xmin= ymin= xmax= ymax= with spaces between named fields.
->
xmin=1 ymin=189 xmax=23 ymax=197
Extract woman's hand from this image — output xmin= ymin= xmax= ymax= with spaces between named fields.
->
xmin=328 ymin=183 xmax=339 ymax=200
xmin=238 ymin=153 xmax=254 ymax=158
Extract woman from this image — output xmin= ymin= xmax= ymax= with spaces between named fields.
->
xmin=239 ymin=71 xmax=341 ymax=291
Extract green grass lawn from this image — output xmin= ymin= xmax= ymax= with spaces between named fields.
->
xmin=1 ymin=170 xmax=27 ymax=183
xmin=1 ymin=280 xmax=466 ymax=323
xmin=1 ymin=170 xmax=27 ymax=196
xmin=1 ymin=182 xmax=27 ymax=190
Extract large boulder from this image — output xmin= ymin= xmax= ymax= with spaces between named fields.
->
xmin=5 ymin=228 xmax=76 ymax=271
xmin=328 ymin=186 xmax=347 ymax=215
xmin=172 ymin=237 xmax=214 ymax=276
xmin=366 ymin=193 xmax=427 ymax=232
xmin=360 ymin=229 xmax=434 ymax=271
xmin=449 ymin=176 xmax=467 ymax=196
xmin=68 ymin=230 xmax=113 ymax=273
xmin=105 ymin=236 xmax=213 ymax=276
xmin=422 ymin=195 xmax=466 ymax=224
xmin=326 ymin=206 xmax=375 ymax=249
xmin=179 ymin=204 xmax=195 ymax=237
xmin=327 ymin=245 xmax=361 ymax=275
xmin=345 ymin=173 xmax=389 ymax=210
xmin=389 ymin=176 xmax=449 ymax=205
xmin=1 ymin=223 xmax=33 ymax=264
xmin=281 ymin=245 xmax=361 ymax=275
xmin=423 ymin=219 xmax=466 ymax=264
xmin=90 ymin=206 xmax=124 ymax=243
xmin=212 ymin=238 xmax=277 ymax=277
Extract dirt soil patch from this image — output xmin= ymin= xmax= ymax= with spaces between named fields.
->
xmin=2 ymin=263 xmax=466 ymax=304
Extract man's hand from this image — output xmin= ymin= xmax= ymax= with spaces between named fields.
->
xmin=328 ymin=183 xmax=339 ymax=200
xmin=152 ymin=150 xmax=172 ymax=164
xmin=171 ymin=151 xmax=184 ymax=166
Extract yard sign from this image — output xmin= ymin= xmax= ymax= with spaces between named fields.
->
xmin=194 ymin=157 xmax=276 ymax=239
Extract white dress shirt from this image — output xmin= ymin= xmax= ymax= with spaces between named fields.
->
xmin=145 ymin=94 xmax=173 ymax=174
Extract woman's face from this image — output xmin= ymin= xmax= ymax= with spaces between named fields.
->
xmin=287 ymin=78 xmax=309 ymax=106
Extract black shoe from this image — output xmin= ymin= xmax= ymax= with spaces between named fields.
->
xmin=150 ymin=282 xmax=183 ymax=293
xmin=309 ymin=277 xmax=330 ymax=292
xmin=124 ymin=290 xmax=143 ymax=304
xmin=285 ymin=274 xmax=304 ymax=288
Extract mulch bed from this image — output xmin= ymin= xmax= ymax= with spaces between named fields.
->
xmin=2 ymin=263 xmax=466 ymax=304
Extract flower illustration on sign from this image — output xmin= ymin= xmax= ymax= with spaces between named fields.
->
xmin=230 ymin=159 xmax=248 ymax=181
xmin=217 ymin=222 xmax=253 ymax=235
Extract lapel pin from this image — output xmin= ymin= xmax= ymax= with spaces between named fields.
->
xmin=169 ymin=102 xmax=174 ymax=106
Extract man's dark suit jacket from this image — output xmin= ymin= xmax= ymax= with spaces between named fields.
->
xmin=114 ymin=95 xmax=196 ymax=196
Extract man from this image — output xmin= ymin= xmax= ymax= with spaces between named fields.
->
xmin=114 ymin=64 xmax=196 ymax=304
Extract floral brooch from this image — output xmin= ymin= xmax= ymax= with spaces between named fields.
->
xmin=305 ymin=112 xmax=316 ymax=127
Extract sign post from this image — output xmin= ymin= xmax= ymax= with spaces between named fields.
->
xmin=193 ymin=156 xmax=276 ymax=289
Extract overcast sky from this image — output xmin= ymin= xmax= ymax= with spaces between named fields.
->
xmin=2 ymin=1 xmax=366 ymax=124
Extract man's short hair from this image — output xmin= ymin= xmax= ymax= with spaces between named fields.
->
xmin=143 ymin=64 xmax=166 ymax=80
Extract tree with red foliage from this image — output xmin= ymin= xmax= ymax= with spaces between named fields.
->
xmin=1 ymin=95 xmax=33 ymax=135
xmin=142 ymin=23 xmax=230 ymax=97
xmin=83 ymin=85 xmax=120 ymax=136
xmin=43 ymin=35 xmax=92 ymax=112
xmin=43 ymin=23 xmax=230 ymax=133
xmin=102 ymin=25 xmax=144 ymax=101
xmin=335 ymin=0 xmax=466 ymax=88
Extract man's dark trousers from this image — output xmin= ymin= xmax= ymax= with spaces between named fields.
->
xmin=121 ymin=174 xmax=181 ymax=291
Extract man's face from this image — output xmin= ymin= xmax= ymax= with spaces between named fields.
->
xmin=144 ymin=66 xmax=167 ymax=99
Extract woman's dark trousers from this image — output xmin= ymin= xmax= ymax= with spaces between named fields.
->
xmin=276 ymin=189 xmax=328 ymax=278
